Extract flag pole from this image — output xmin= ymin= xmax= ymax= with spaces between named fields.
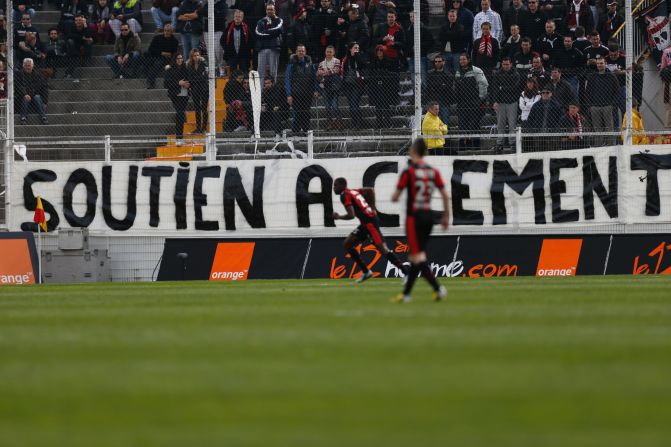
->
xmin=37 ymin=224 xmax=42 ymax=285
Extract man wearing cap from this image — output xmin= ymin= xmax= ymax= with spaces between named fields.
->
xmin=473 ymin=0 xmax=503 ymax=42
xmin=286 ymin=6 xmax=314 ymax=59
xmin=527 ymin=85 xmax=563 ymax=148
xmin=584 ymin=57 xmax=619 ymax=146
xmin=599 ymin=1 xmax=623 ymax=45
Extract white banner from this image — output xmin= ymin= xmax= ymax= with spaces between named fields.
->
xmin=9 ymin=145 xmax=671 ymax=235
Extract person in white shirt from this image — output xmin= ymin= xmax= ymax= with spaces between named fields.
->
xmin=473 ymin=0 xmax=503 ymax=42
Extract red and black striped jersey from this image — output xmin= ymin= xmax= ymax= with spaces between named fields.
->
xmin=397 ymin=161 xmax=445 ymax=215
xmin=340 ymin=188 xmax=377 ymax=222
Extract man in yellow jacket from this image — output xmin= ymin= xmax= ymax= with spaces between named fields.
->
xmin=621 ymin=99 xmax=648 ymax=145
xmin=422 ymin=101 xmax=448 ymax=154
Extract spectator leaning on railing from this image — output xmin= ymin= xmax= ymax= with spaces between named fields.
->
xmin=261 ymin=77 xmax=287 ymax=135
xmin=16 ymin=58 xmax=49 ymax=125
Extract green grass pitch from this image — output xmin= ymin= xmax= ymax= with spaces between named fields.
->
xmin=1 ymin=276 xmax=671 ymax=447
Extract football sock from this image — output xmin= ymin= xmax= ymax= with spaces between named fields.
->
xmin=385 ymin=251 xmax=408 ymax=273
xmin=419 ymin=261 xmax=440 ymax=291
xmin=347 ymin=249 xmax=370 ymax=273
xmin=403 ymin=263 xmax=420 ymax=295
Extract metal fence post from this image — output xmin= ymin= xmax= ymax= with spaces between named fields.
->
xmin=624 ymin=0 xmax=633 ymax=146
xmin=3 ymin=138 xmax=11 ymax=230
xmin=104 ymin=135 xmax=111 ymax=162
xmin=413 ymin=0 xmax=422 ymax=140
xmin=207 ymin=0 xmax=217 ymax=161
xmin=307 ymin=130 xmax=314 ymax=159
xmin=515 ymin=126 xmax=522 ymax=155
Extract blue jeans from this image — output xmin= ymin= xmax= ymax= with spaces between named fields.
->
xmin=151 ymin=6 xmax=178 ymax=29
xmin=181 ymin=33 xmax=202 ymax=59
xmin=106 ymin=52 xmax=140 ymax=77
xmin=21 ymin=94 xmax=46 ymax=119
xmin=564 ymin=76 xmax=579 ymax=97
xmin=408 ymin=56 xmax=428 ymax=87
xmin=444 ymin=52 xmax=461 ymax=73
xmin=320 ymin=85 xmax=339 ymax=118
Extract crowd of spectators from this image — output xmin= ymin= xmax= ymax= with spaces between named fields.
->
xmin=0 ymin=0 xmax=649 ymax=145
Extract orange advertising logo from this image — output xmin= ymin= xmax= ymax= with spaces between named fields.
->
xmin=209 ymin=242 xmax=255 ymax=281
xmin=536 ymin=239 xmax=583 ymax=277
xmin=633 ymin=241 xmax=671 ymax=275
xmin=0 ymin=240 xmax=35 ymax=285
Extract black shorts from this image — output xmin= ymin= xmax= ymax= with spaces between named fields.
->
xmin=350 ymin=218 xmax=384 ymax=246
xmin=406 ymin=212 xmax=434 ymax=255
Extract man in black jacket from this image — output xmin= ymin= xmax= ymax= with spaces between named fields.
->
xmin=490 ymin=57 xmax=521 ymax=149
xmin=547 ymin=67 xmax=576 ymax=110
xmin=503 ymin=0 xmax=528 ymax=39
xmin=338 ymin=5 xmax=369 ymax=57
xmin=527 ymin=85 xmax=563 ymax=149
xmin=405 ymin=10 xmax=433 ymax=86
xmin=585 ymin=57 xmax=619 ymax=146
xmin=143 ymin=24 xmax=178 ymax=88
xmin=261 ymin=77 xmax=287 ymax=135
xmin=554 ymin=34 xmax=583 ymax=94
xmin=521 ymin=0 xmax=547 ymax=42
xmin=311 ymin=0 xmax=338 ymax=61
xmin=438 ymin=9 xmax=467 ymax=73
xmin=285 ymin=44 xmax=318 ymax=133
xmin=16 ymin=58 xmax=49 ymax=125
xmin=426 ymin=55 xmax=454 ymax=124
xmin=221 ymin=10 xmax=252 ymax=73
xmin=286 ymin=6 xmax=314 ymax=60
xmin=536 ymin=19 xmax=562 ymax=67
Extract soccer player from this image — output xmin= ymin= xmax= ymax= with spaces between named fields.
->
xmin=391 ymin=138 xmax=449 ymax=303
xmin=333 ymin=178 xmax=409 ymax=283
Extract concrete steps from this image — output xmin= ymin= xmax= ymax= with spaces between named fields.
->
xmin=45 ymin=100 xmax=173 ymax=114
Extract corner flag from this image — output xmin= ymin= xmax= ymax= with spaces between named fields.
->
xmin=33 ymin=197 xmax=47 ymax=232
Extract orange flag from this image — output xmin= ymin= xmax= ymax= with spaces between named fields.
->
xmin=33 ymin=197 xmax=48 ymax=232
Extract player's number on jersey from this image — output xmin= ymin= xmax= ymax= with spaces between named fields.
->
xmin=353 ymin=191 xmax=373 ymax=215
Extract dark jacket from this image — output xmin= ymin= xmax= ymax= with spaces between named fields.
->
xmin=112 ymin=0 xmax=143 ymax=25
xmin=521 ymin=9 xmax=547 ymax=41
xmin=285 ymin=54 xmax=317 ymax=97
xmin=224 ymin=78 xmax=246 ymax=104
xmin=437 ymin=22 xmax=467 ymax=54
xmin=405 ymin=23 xmax=434 ymax=58
xmin=147 ymin=34 xmax=179 ymax=57
xmin=584 ymin=70 xmax=619 ymax=107
xmin=187 ymin=59 xmax=208 ymax=95
xmin=426 ymin=68 xmax=454 ymax=104
xmin=176 ymin=0 xmax=203 ymax=34
xmin=164 ymin=62 xmax=189 ymax=97
xmin=471 ymin=36 xmax=500 ymax=72
xmin=536 ymin=32 xmax=562 ymax=65
xmin=311 ymin=6 xmax=338 ymax=50
xmin=503 ymin=6 xmax=529 ymax=36
xmin=368 ymin=55 xmax=399 ymax=107
xmin=221 ymin=21 xmax=252 ymax=61
xmin=527 ymin=98 xmax=563 ymax=131
xmin=343 ymin=17 xmax=369 ymax=53
xmin=286 ymin=18 xmax=313 ymax=56
xmin=16 ymin=69 xmax=48 ymax=102
xmin=491 ymin=68 xmax=522 ymax=104
xmin=548 ymin=78 xmax=577 ymax=109
xmin=554 ymin=46 xmax=584 ymax=77
xmin=113 ymin=31 xmax=141 ymax=56
xmin=341 ymin=52 xmax=367 ymax=89
xmin=255 ymin=15 xmax=283 ymax=51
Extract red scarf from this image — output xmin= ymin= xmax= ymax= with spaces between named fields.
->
xmin=569 ymin=112 xmax=583 ymax=135
xmin=478 ymin=35 xmax=493 ymax=57
xmin=226 ymin=21 xmax=249 ymax=46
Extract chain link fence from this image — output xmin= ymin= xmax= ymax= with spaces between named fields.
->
xmin=1 ymin=0 xmax=670 ymax=162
